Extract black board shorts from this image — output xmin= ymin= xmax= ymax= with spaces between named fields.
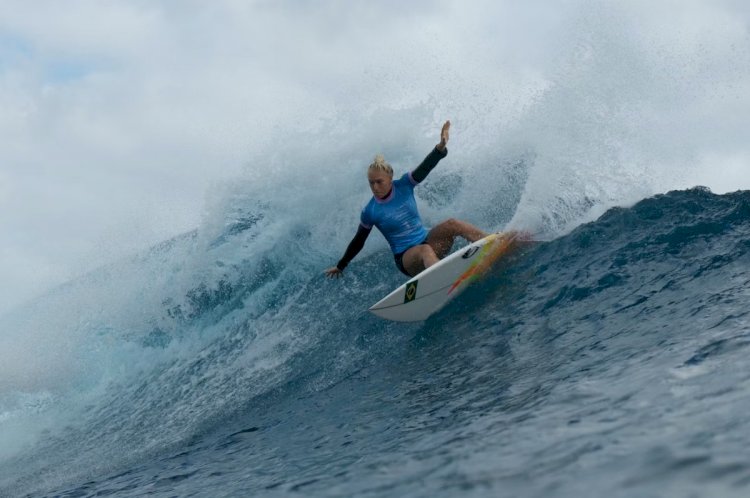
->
xmin=393 ymin=237 xmax=429 ymax=277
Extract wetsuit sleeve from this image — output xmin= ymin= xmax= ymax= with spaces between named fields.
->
xmin=336 ymin=225 xmax=372 ymax=271
xmin=410 ymin=146 xmax=448 ymax=184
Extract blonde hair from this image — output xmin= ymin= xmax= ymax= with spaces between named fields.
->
xmin=368 ymin=154 xmax=393 ymax=177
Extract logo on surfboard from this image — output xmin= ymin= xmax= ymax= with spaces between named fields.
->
xmin=462 ymin=247 xmax=480 ymax=259
xmin=404 ymin=281 xmax=418 ymax=303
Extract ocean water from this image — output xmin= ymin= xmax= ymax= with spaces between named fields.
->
xmin=2 ymin=188 xmax=750 ymax=497
xmin=2 ymin=1 xmax=750 ymax=497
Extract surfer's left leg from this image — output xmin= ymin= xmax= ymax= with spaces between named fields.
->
xmin=426 ymin=218 xmax=487 ymax=259
xmin=400 ymin=243 xmax=439 ymax=277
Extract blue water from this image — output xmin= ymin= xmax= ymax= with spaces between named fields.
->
xmin=2 ymin=186 xmax=750 ymax=497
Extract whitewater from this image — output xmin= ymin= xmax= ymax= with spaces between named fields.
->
xmin=2 ymin=2 xmax=750 ymax=497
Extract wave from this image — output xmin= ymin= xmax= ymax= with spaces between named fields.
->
xmin=2 ymin=186 xmax=750 ymax=496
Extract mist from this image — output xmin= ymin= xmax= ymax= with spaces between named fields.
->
xmin=1 ymin=0 xmax=749 ymax=315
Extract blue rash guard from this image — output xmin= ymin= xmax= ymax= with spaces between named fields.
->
xmin=360 ymin=172 xmax=427 ymax=254
xmin=335 ymin=146 xmax=447 ymax=274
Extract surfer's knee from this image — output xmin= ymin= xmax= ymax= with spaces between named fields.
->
xmin=449 ymin=218 xmax=481 ymax=236
xmin=448 ymin=218 xmax=470 ymax=235
xmin=410 ymin=243 xmax=434 ymax=260
xmin=435 ymin=218 xmax=460 ymax=232
xmin=422 ymin=243 xmax=438 ymax=257
xmin=418 ymin=244 xmax=439 ymax=267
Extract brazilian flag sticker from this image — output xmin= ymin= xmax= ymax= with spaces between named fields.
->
xmin=404 ymin=280 xmax=418 ymax=303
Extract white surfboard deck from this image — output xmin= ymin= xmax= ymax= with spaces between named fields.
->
xmin=369 ymin=232 xmax=520 ymax=322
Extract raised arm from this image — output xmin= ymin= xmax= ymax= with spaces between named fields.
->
xmin=411 ymin=120 xmax=450 ymax=184
xmin=324 ymin=224 xmax=372 ymax=278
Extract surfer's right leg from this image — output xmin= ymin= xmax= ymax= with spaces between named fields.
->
xmin=426 ymin=218 xmax=487 ymax=258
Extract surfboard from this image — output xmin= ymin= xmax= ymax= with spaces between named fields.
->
xmin=369 ymin=231 xmax=524 ymax=322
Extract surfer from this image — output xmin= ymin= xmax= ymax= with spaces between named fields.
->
xmin=325 ymin=121 xmax=488 ymax=278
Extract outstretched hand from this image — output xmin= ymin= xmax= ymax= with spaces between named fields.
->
xmin=436 ymin=120 xmax=450 ymax=151
xmin=324 ymin=267 xmax=343 ymax=279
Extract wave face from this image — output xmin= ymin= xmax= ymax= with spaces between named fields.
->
xmin=2 ymin=187 xmax=750 ymax=497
